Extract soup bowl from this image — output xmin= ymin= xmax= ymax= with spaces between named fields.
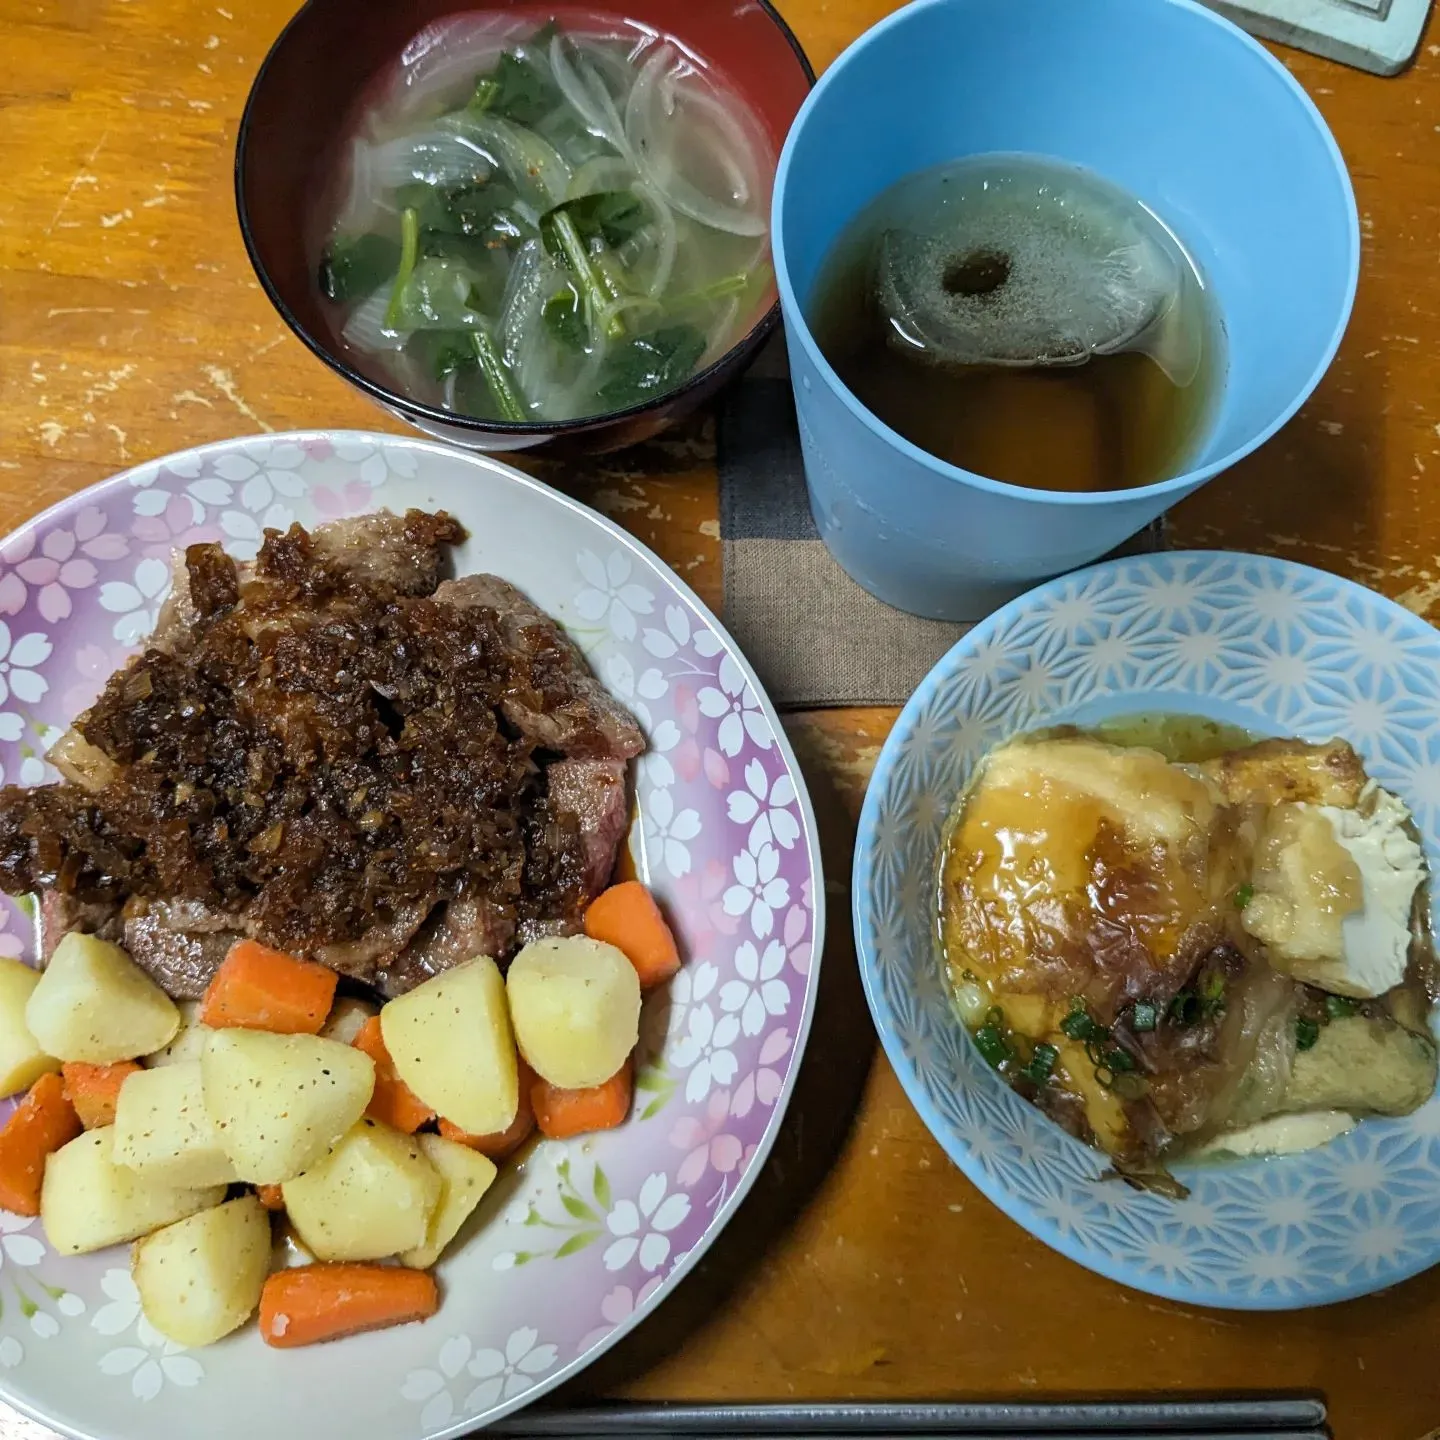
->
xmin=772 ymin=0 xmax=1359 ymax=619
xmin=236 ymin=0 xmax=813 ymax=456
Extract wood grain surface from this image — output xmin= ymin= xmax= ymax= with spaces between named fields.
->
xmin=2 ymin=1 xmax=1439 ymax=1437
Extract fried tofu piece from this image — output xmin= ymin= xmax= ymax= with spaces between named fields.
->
xmin=1201 ymin=738 xmax=1366 ymax=809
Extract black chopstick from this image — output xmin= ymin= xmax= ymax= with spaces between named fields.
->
xmin=489 ymin=1398 xmax=1327 ymax=1436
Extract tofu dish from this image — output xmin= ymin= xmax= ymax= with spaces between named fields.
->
xmin=938 ymin=721 xmax=1438 ymax=1186
xmin=0 ymin=511 xmax=684 ymax=1350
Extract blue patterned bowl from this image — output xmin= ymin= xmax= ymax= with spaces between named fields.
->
xmin=854 ymin=551 xmax=1440 ymax=1310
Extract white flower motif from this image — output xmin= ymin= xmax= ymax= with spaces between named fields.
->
xmin=603 ymin=1172 xmax=691 ymax=1273
xmin=219 ymin=504 xmax=296 ymax=562
xmin=402 ymin=1329 xmax=557 ymax=1428
xmin=641 ymin=603 xmax=724 ymax=660
xmin=0 ymin=1336 xmax=20 ymax=1368
xmin=129 ymin=451 xmax=210 ymax=520
xmin=0 ymin=624 xmax=50 ymax=708
xmin=641 ymin=787 xmax=701 ymax=878
xmin=332 ymin=436 xmax=417 ymax=488
xmin=602 ymin=652 xmax=667 ymax=730
xmin=92 ymin=1270 xmax=203 ymax=1400
xmin=670 ymin=1002 xmax=739 ymax=1102
xmin=719 ymin=940 xmax=790 ymax=1036
xmin=722 ymin=843 xmax=789 ymax=938
xmin=212 ymin=441 xmax=307 ymax=515
xmin=697 ymin=654 xmax=772 ymax=757
xmin=98 ymin=557 xmax=172 ymax=645
xmin=726 ymin=758 xmax=799 ymax=851
xmin=575 ymin=549 xmax=654 ymax=642
xmin=0 ymin=1213 xmax=45 ymax=1267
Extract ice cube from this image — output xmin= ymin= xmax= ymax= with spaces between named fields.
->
xmin=874 ymin=163 xmax=1185 ymax=372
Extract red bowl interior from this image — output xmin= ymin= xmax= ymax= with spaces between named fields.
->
xmin=236 ymin=0 xmax=814 ymax=438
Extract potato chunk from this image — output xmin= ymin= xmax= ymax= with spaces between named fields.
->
xmin=380 ymin=957 xmax=518 ymax=1136
xmin=201 ymin=1030 xmax=374 ymax=1185
xmin=143 ymin=1001 xmax=213 ymax=1068
xmin=132 ymin=1195 xmax=270 ymax=1347
xmin=40 ymin=1128 xmax=224 ymax=1255
xmin=27 ymin=933 xmax=179 ymax=1064
xmin=0 ymin=958 xmax=59 ymax=1098
xmin=506 ymin=937 xmax=640 ymax=1089
xmin=318 ymin=995 xmax=378 ymax=1047
xmin=113 ymin=1062 xmax=238 ymax=1189
xmin=401 ymin=1133 xmax=498 ymax=1269
xmin=282 ymin=1118 xmax=441 ymax=1262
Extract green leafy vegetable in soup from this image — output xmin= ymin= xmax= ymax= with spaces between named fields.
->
xmin=316 ymin=14 xmax=775 ymax=423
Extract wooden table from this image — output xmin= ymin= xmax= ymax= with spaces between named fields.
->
xmin=2 ymin=1 xmax=1439 ymax=1436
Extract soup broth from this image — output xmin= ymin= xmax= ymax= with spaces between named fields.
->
xmin=808 ymin=155 xmax=1224 ymax=493
xmin=312 ymin=8 xmax=776 ymax=425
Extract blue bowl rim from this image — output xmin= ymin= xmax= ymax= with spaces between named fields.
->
xmin=852 ymin=547 xmax=1440 ymax=1310
xmin=770 ymin=0 xmax=1361 ymax=508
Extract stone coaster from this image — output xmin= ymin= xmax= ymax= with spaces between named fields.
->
xmin=1205 ymin=0 xmax=1432 ymax=76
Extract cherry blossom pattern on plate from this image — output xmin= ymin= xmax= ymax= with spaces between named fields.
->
xmin=602 ymin=1172 xmax=690 ymax=1274
xmin=98 ymin=558 xmax=173 ymax=646
xmin=212 ymin=442 xmax=308 ymax=551
xmin=0 ymin=626 xmax=51 ymax=710
xmin=670 ymin=974 xmax=740 ymax=1104
xmin=731 ymin=1027 xmax=793 ymax=1121
xmin=640 ymin=786 xmax=701 ymax=879
xmin=0 ymin=1214 xmax=84 ymax=1346
xmin=0 ymin=508 xmax=128 ymax=623
xmin=723 ymin=840 xmax=790 ymax=939
xmin=720 ymin=939 xmax=790 ymax=1037
xmin=576 ymin=1279 xmax=663 ymax=1353
xmin=132 ymin=494 xmax=219 ymax=562
xmin=330 ymin=436 xmax=418 ymax=489
xmin=698 ymin=654 xmax=773 ymax=759
xmin=670 ymin=1088 xmax=744 ymax=1189
xmin=575 ymin=549 xmax=655 ymax=642
xmin=91 ymin=1271 xmax=203 ymax=1400
xmin=401 ymin=1329 xmax=558 ymax=1432
xmin=727 ymin=758 xmax=800 ymax=852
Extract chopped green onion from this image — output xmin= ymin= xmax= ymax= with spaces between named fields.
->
xmin=973 ymin=1023 xmax=1010 ymax=1069
xmin=1234 ymin=883 xmax=1254 ymax=909
xmin=468 ymin=327 xmax=526 ymax=423
xmin=1324 ymin=994 xmax=1358 ymax=1020
xmin=1130 ymin=1000 xmax=1158 ymax=1033
xmin=1295 ymin=1017 xmax=1321 ymax=1052
xmin=382 ymin=207 xmax=420 ymax=331
xmin=1061 ymin=1001 xmax=1105 ymax=1041
xmin=1200 ymin=971 xmax=1226 ymax=1017
xmin=1103 ymin=1046 xmax=1136 ymax=1074
xmin=1085 ymin=1036 xmax=1111 ymax=1070
xmin=470 ymin=76 xmax=499 ymax=111
xmin=1168 ymin=990 xmax=1200 ymax=1026
xmin=1021 ymin=1043 xmax=1058 ymax=1085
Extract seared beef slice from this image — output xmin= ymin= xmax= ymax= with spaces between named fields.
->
xmin=0 ymin=511 xmax=644 ymax=997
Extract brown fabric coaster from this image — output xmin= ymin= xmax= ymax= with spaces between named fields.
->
xmin=716 ymin=334 xmax=1166 ymax=710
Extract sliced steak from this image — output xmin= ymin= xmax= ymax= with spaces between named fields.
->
xmin=375 ymin=895 xmax=516 ymax=997
xmin=548 ymin=759 xmax=631 ymax=898
xmin=39 ymin=890 xmax=124 ymax=963
xmin=308 ymin=511 xmax=456 ymax=595
xmin=123 ymin=907 xmax=241 ymax=1000
xmin=2 ymin=513 xmax=642 ymax=1001
xmin=434 ymin=576 xmax=645 ymax=760
xmin=314 ymin=901 xmax=432 ymax=987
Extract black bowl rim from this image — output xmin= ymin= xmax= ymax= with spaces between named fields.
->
xmin=234 ymin=0 xmax=816 ymax=436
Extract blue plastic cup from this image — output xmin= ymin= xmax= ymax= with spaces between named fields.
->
xmin=771 ymin=0 xmax=1358 ymax=621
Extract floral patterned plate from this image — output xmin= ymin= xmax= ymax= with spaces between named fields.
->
xmin=856 ymin=551 xmax=1440 ymax=1310
xmin=0 ymin=432 xmax=823 ymax=1439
